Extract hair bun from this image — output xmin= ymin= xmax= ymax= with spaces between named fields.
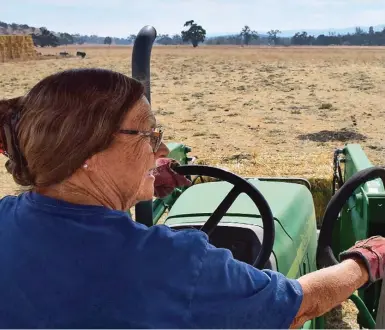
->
xmin=5 ymin=159 xmax=33 ymax=186
xmin=0 ymin=97 xmax=33 ymax=186
xmin=0 ymin=97 xmax=21 ymax=150
xmin=0 ymin=97 xmax=20 ymax=121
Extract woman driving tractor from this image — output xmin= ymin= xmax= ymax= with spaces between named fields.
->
xmin=0 ymin=68 xmax=384 ymax=329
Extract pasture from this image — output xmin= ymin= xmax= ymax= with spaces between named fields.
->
xmin=1 ymin=44 xmax=385 ymax=327
xmin=2 ymin=45 xmax=385 ymax=216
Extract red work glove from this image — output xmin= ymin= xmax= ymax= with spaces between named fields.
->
xmin=152 ymin=158 xmax=191 ymax=198
xmin=339 ymin=236 xmax=385 ymax=287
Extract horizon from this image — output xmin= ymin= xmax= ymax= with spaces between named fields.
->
xmin=2 ymin=0 xmax=385 ymax=38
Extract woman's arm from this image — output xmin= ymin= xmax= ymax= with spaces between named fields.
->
xmin=290 ymin=258 xmax=369 ymax=328
xmin=291 ymin=235 xmax=385 ymax=328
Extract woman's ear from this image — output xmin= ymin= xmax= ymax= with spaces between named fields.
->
xmin=83 ymin=151 xmax=105 ymax=172
xmin=83 ymin=155 xmax=96 ymax=170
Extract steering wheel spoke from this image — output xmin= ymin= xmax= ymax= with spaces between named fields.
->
xmin=200 ymin=185 xmax=242 ymax=235
xmin=173 ymin=164 xmax=275 ymax=269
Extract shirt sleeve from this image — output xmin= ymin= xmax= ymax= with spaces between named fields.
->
xmin=189 ymin=242 xmax=303 ymax=329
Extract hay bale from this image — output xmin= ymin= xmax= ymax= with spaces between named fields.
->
xmin=193 ymin=151 xmax=334 ymax=225
xmin=0 ymin=35 xmax=36 ymax=62
xmin=190 ymin=175 xmax=332 ymax=225
xmin=309 ymin=177 xmax=332 ymax=226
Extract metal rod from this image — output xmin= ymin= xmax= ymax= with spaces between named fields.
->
xmin=132 ymin=26 xmax=157 ymax=226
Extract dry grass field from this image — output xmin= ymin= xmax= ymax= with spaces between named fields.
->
xmin=2 ymin=44 xmax=385 ymax=218
xmin=1 ymin=44 xmax=385 ymax=327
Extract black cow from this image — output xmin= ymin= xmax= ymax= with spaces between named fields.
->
xmin=76 ymin=51 xmax=86 ymax=59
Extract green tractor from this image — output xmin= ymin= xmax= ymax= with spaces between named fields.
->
xmin=131 ymin=26 xmax=385 ymax=329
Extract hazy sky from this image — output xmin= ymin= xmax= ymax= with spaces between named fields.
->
xmin=2 ymin=0 xmax=385 ymax=37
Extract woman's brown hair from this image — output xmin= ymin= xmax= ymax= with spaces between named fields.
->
xmin=0 ymin=68 xmax=144 ymax=187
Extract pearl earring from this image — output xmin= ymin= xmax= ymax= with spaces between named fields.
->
xmin=83 ymin=164 xmax=88 ymax=169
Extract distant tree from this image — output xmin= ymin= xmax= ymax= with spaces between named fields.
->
xmin=48 ymin=33 xmax=60 ymax=47
xmin=291 ymin=31 xmax=315 ymax=45
xmin=104 ymin=36 xmax=112 ymax=45
xmin=205 ymin=34 xmax=244 ymax=45
xmin=129 ymin=34 xmax=136 ymax=41
xmin=355 ymin=26 xmax=364 ymax=35
xmin=366 ymin=26 xmax=375 ymax=45
xmin=181 ymin=20 xmax=206 ymax=47
xmin=59 ymin=32 xmax=74 ymax=45
xmin=113 ymin=37 xmax=131 ymax=45
xmin=314 ymin=33 xmax=341 ymax=46
xmin=172 ymin=34 xmax=183 ymax=44
xmin=240 ymin=25 xmax=259 ymax=45
xmin=228 ymin=34 xmax=243 ymax=45
xmin=32 ymin=27 xmax=59 ymax=47
xmin=156 ymin=34 xmax=173 ymax=45
xmin=349 ymin=26 xmax=367 ymax=45
xmin=71 ymin=34 xmax=83 ymax=44
xmin=0 ymin=21 xmax=8 ymax=28
xmin=267 ymin=29 xmax=281 ymax=45
xmin=10 ymin=23 xmax=19 ymax=30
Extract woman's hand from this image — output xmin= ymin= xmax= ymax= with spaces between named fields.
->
xmin=291 ymin=236 xmax=385 ymax=328
xmin=152 ymin=158 xmax=191 ymax=198
xmin=340 ymin=236 xmax=385 ymax=285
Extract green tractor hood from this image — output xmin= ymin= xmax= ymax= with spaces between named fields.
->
xmin=164 ymin=179 xmax=318 ymax=278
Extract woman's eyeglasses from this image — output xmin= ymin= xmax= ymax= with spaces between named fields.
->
xmin=118 ymin=127 xmax=164 ymax=153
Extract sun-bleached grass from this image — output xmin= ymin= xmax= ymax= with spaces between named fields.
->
xmin=0 ymin=35 xmax=35 ymax=62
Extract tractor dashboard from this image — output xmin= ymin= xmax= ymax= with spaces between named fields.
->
xmin=167 ymin=223 xmax=277 ymax=270
xmin=163 ymin=179 xmax=317 ymax=274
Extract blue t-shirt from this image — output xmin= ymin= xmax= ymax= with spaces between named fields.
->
xmin=0 ymin=192 xmax=303 ymax=328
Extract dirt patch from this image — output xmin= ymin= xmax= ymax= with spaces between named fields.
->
xmin=298 ymin=129 xmax=367 ymax=143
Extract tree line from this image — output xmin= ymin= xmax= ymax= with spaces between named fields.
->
xmin=290 ymin=27 xmax=385 ymax=46
xmin=1 ymin=20 xmax=385 ymax=48
xmin=0 ymin=20 xmax=203 ymax=47
xmin=207 ymin=25 xmax=385 ymax=46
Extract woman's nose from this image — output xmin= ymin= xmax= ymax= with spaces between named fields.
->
xmin=155 ymin=142 xmax=169 ymax=159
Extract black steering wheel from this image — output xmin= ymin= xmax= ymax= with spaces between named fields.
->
xmin=174 ymin=164 xmax=275 ymax=270
xmin=317 ymin=166 xmax=385 ymax=269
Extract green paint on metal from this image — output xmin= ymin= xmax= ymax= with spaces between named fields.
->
xmin=165 ymin=179 xmax=318 ymax=278
xmin=286 ymin=212 xmax=318 ymax=278
xmin=136 ymin=141 xmax=385 ymax=328
xmin=165 ymin=143 xmax=192 ymax=165
xmin=332 ymin=144 xmax=385 ymax=325
xmin=134 ymin=142 xmax=192 ymax=226
xmin=164 ymin=178 xmax=320 ymax=327
xmin=349 ymin=294 xmax=376 ymax=329
xmin=333 ymin=144 xmax=385 ymax=253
